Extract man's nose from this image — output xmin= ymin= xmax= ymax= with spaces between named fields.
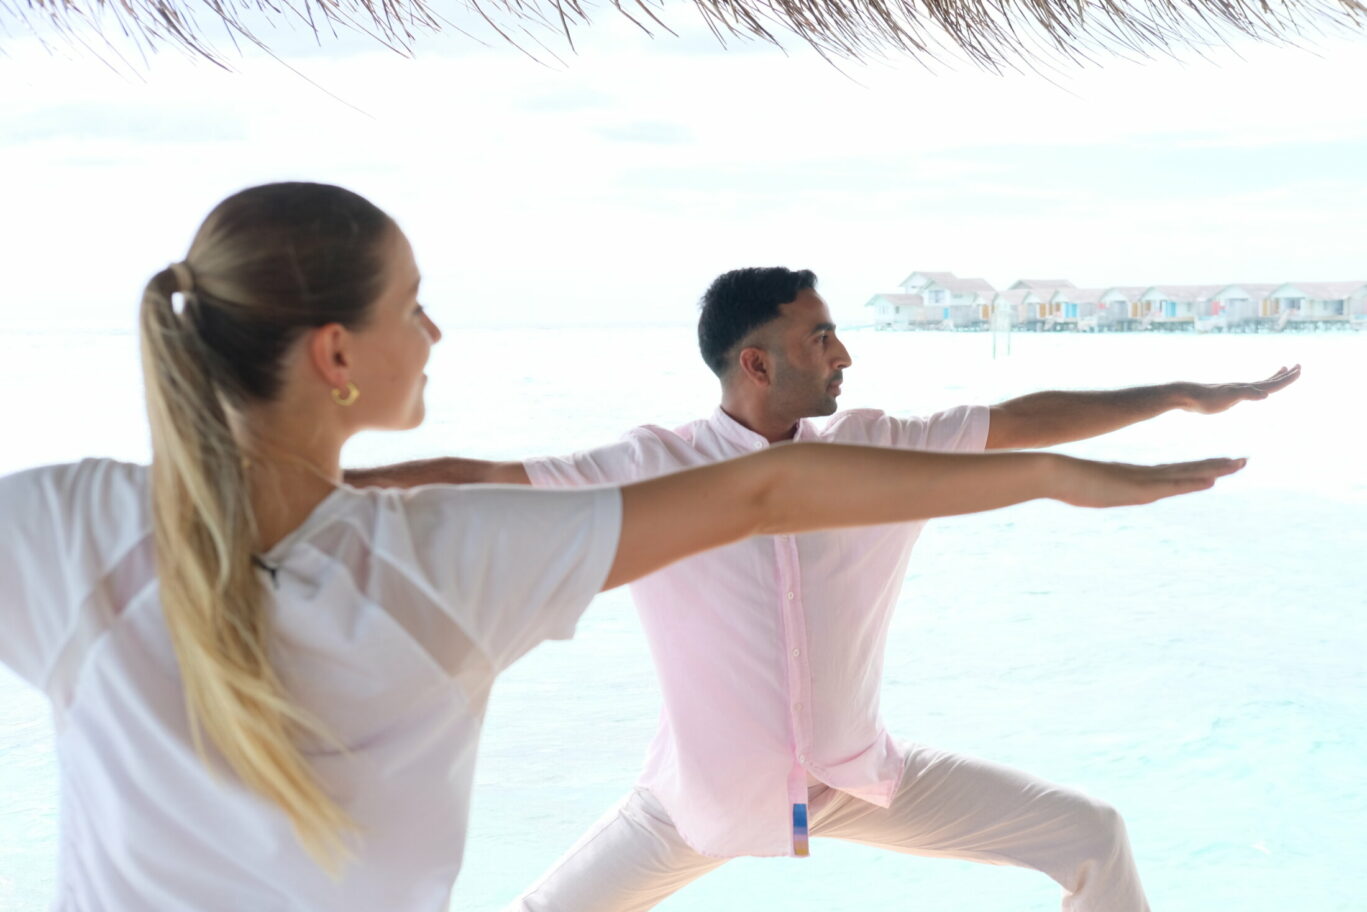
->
xmin=833 ymin=340 xmax=852 ymax=370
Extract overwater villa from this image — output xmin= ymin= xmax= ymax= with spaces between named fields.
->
xmin=990 ymin=289 xmax=1048 ymax=327
xmin=1136 ymin=285 xmax=1226 ymax=330
xmin=869 ymin=271 xmax=997 ymax=330
xmin=1268 ymin=282 xmax=1367 ymax=327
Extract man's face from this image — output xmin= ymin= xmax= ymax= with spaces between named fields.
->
xmin=764 ymin=289 xmax=853 ymax=418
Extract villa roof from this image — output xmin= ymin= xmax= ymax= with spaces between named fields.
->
xmin=1051 ymin=287 xmax=1108 ymax=304
xmin=932 ymin=277 xmax=996 ymax=295
xmin=1012 ymin=279 xmax=1075 ymax=290
xmin=1271 ymin=281 xmax=1367 ymax=299
xmin=1213 ymin=283 xmax=1281 ymax=298
xmin=866 ymin=293 xmax=925 ymax=307
xmin=899 ymin=270 xmax=957 ymax=287
xmin=1102 ymin=286 xmax=1149 ymax=299
xmin=1142 ymin=284 xmax=1225 ymax=303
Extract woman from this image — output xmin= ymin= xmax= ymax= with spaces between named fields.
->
xmin=0 ymin=182 xmax=1241 ymax=910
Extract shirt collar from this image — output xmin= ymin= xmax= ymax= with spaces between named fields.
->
xmin=709 ymin=406 xmax=818 ymax=451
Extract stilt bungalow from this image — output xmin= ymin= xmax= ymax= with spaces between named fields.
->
xmin=1044 ymin=288 xmax=1102 ymax=329
xmin=1099 ymin=287 xmax=1150 ymax=323
xmin=991 ymin=289 xmax=1048 ymax=328
xmin=1267 ymin=282 xmax=1367 ymax=328
xmin=1137 ymin=285 xmax=1225 ymax=330
xmin=897 ymin=271 xmax=996 ymax=329
xmin=866 ymin=293 xmax=934 ymax=329
xmin=1205 ymin=284 xmax=1280 ymax=329
xmin=1005 ymin=280 xmax=1074 ymax=323
xmin=1042 ymin=288 xmax=1138 ymax=330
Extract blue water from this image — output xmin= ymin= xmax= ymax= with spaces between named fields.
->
xmin=1 ymin=327 xmax=1364 ymax=910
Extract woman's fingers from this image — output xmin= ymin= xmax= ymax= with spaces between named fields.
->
xmin=1136 ymin=458 xmax=1246 ymax=503
xmin=1064 ymin=456 xmax=1246 ymax=508
xmin=1156 ymin=457 xmax=1247 ymax=479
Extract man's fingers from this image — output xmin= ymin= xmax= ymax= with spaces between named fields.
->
xmin=1245 ymin=365 xmax=1301 ymax=394
xmin=1261 ymin=364 xmax=1301 ymax=384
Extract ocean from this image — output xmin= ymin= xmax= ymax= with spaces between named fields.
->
xmin=1 ymin=325 xmax=1363 ymax=911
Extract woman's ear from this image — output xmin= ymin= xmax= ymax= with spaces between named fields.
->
xmin=307 ymin=323 xmax=353 ymax=389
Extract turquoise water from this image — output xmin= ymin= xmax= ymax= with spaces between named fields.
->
xmin=1 ymin=327 xmax=1363 ymax=910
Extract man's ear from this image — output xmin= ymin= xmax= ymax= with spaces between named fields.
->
xmin=736 ymin=346 xmax=772 ymax=388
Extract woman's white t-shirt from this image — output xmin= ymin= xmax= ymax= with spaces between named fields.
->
xmin=0 ymin=458 xmax=622 ymax=911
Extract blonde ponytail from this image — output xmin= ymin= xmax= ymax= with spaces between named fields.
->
xmin=140 ymin=266 xmax=354 ymax=869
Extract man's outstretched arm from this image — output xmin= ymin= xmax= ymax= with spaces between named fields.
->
xmin=985 ymin=365 xmax=1301 ymax=450
xmin=345 ymin=458 xmax=531 ymax=488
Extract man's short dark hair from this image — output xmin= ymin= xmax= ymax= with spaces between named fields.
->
xmin=698 ymin=267 xmax=818 ymax=377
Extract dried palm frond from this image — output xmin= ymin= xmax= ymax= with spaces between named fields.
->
xmin=2 ymin=0 xmax=1364 ymax=69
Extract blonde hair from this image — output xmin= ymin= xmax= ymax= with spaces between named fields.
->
xmin=138 ymin=183 xmax=392 ymax=868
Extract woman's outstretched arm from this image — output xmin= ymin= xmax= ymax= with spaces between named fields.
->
xmin=604 ymin=445 xmax=1243 ymax=590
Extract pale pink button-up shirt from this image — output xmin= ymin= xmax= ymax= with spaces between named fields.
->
xmin=525 ymin=404 xmax=990 ymax=858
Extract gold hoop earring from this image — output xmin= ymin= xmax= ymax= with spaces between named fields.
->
xmin=331 ymin=381 xmax=360 ymax=407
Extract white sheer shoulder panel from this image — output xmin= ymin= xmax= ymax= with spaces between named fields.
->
xmin=46 ymin=535 xmax=157 ymax=726
xmin=296 ymin=522 xmax=494 ymax=700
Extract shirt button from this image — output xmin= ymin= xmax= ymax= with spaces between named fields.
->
xmin=798 ymin=754 xmax=807 ymax=764
xmin=786 ymin=591 xmax=795 ymax=600
xmin=794 ymin=702 xmax=803 ymax=711
xmin=792 ymin=648 xmax=801 ymax=657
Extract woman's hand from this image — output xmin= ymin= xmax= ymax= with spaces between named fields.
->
xmin=606 ymin=446 xmax=1247 ymax=591
xmin=1051 ymin=455 xmax=1246 ymax=508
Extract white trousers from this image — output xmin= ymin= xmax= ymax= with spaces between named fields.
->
xmin=509 ymin=743 xmax=1150 ymax=912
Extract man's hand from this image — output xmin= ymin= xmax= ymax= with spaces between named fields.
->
xmin=988 ymin=364 xmax=1304 ymax=449
xmin=1174 ymin=365 xmax=1301 ymax=415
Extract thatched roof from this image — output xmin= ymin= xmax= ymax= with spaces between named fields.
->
xmin=6 ymin=0 xmax=1364 ymax=69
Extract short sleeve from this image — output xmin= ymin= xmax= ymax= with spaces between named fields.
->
xmin=391 ymin=484 xmax=622 ymax=671
xmin=824 ymin=404 xmax=989 ymax=454
xmin=523 ymin=437 xmax=644 ymax=488
xmin=0 ymin=461 xmax=131 ymax=690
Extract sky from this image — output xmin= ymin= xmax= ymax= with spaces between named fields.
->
xmin=2 ymin=9 xmax=1366 ymax=330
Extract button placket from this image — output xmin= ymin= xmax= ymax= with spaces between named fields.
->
xmin=775 ymin=535 xmax=813 ymax=819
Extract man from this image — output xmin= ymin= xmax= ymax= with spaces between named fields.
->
xmin=355 ymin=267 xmax=1298 ymax=911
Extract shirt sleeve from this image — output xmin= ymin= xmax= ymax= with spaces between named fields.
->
xmin=0 ymin=464 xmax=88 ymax=689
xmin=393 ymin=484 xmax=623 ymax=672
xmin=523 ymin=436 xmax=643 ymax=488
xmin=827 ymin=404 xmax=990 ymax=454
